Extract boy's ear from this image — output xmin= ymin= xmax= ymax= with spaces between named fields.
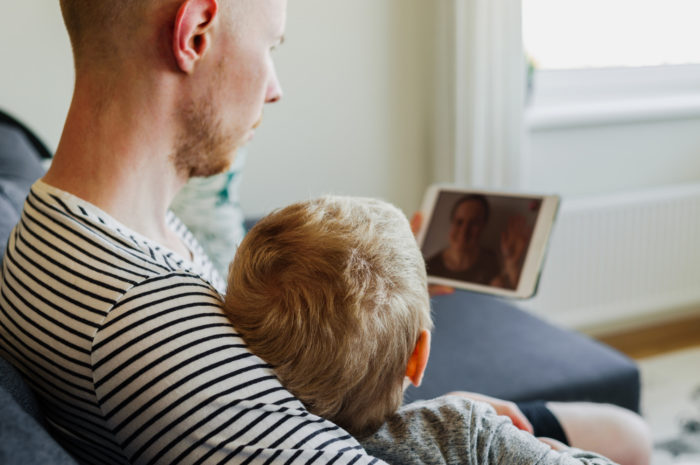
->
xmin=405 ymin=329 xmax=431 ymax=387
xmin=173 ymin=0 xmax=219 ymax=74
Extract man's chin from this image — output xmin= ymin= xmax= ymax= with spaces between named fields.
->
xmin=246 ymin=128 xmax=257 ymax=142
xmin=189 ymin=164 xmax=230 ymax=179
xmin=186 ymin=148 xmax=238 ymax=179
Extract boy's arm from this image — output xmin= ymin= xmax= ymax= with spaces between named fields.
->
xmin=361 ymin=396 xmax=618 ymax=465
xmin=446 ymin=391 xmax=534 ymax=433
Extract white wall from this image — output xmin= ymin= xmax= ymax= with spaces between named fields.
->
xmin=0 ymin=2 xmax=74 ymax=151
xmin=0 ymin=1 xmax=436 ymax=217
xmin=242 ymin=0 xmax=435 ymax=216
xmin=525 ymin=119 xmax=700 ymax=197
xmin=522 ymin=67 xmax=700 ymax=196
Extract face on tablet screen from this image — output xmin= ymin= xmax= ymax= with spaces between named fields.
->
xmin=419 ymin=188 xmax=556 ymax=298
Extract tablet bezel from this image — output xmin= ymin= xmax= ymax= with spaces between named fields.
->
xmin=416 ymin=185 xmax=559 ymax=299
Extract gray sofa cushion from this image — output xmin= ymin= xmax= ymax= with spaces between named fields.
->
xmin=405 ymin=292 xmax=640 ymax=412
xmin=0 ymin=358 xmax=79 ymax=465
xmin=0 ymin=116 xmax=78 ymax=464
xmin=0 ymin=189 xmax=20 ymax=259
xmin=0 ymin=125 xmax=46 ymax=186
xmin=0 ymin=122 xmax=47 ymax=259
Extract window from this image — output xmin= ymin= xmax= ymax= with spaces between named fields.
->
xmin=523 ymin=0 xmax=700 ymax=129
xmin=523 ymin=0 xmax=700 ymax=70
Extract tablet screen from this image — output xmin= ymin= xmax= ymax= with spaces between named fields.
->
xmin=417 ymin=186 xmax=559 ymax=299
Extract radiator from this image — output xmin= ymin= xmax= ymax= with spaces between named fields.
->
xmin=520 ymin=184 xmax=700 ymax=334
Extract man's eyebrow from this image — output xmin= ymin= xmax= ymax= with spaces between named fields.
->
xmin=278 ymin=35 xmax=286 ymax=46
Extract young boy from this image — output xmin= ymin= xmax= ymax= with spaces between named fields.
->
xmin=224 ymin=196 xmax=616 ymax=465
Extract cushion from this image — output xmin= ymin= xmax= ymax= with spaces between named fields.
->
xmin=0 ymin=123 xmax=47 ymax=260
xmin=0 ymin=125 xmax=46 ymax=187
xmin=405 ymin=292 xmax=640 ymax=413
xmin=0 ymin=190 xmax=20 ymax=260
xmin=0 ymin=357 xmax=79 ymax=464
xmin=0 ymin=123 xmax=44 ymax=257
xmin=171 ymin=149 xmax=248 ymax=277
xmin=0 ymin=356 xmax=42 ymax=421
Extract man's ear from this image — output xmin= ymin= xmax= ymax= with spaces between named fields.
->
xmin=173 ymin=0 xmax=219 ymax=74
xmin=405 ymin=329 xmax=431 ymax=387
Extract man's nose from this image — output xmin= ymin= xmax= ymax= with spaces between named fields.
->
xmin=266 ymin=68 xmax=283 ymax=104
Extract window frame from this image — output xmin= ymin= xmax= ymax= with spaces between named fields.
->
xmin=526 ymin=64 xmax=700 ymax=131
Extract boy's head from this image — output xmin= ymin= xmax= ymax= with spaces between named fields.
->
xmin=224 ymin=196 xmax=432 ymax=437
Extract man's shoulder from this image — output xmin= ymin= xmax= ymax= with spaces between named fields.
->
xmin=2 ymin=183 xmax=222 ymax=329
xmin=18 ymin=182 xmax=220 ymax=286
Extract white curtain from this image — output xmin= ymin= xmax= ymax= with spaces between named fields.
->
xmin=452 ymin=0 xmax=526 ymax=189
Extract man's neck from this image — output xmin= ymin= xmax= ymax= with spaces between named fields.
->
xmin=44 ymin=74 xmax=190 ymax=257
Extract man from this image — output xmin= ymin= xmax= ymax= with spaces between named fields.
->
xmin=0 ymin=1 xmax=651 ymax=464
xmin=425 ymin=195 xmax=501 ymax=285
xmin=1 ymin=1 xmax=378 ymax=463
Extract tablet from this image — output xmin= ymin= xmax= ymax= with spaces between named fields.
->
xmin=416 ymin=185 xmax=559 ymax=299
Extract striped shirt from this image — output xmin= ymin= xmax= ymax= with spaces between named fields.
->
xmin=0 ymin=180 xmax=384 ymax=465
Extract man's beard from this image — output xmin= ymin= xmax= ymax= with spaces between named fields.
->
xmin=172 ymin=97 xmax=237 ymax=179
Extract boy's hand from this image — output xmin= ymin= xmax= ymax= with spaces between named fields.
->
xmin=447 ymin=391 xmax=535 ymax=434
xmin=410 ymin=212 xmax=454 ymax=297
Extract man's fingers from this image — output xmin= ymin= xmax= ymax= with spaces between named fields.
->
xmin=537 ymin=437 xmax=569 ymax=451
xmin=428 ymin=284 xmax=454 ymax=297
xmin=497 ymin=402 xmax=534 ymax=433
xmin=410 ymin=212 xmax=423 ymax=237
xmin=511 ymin=412 xmax=535 ymax=434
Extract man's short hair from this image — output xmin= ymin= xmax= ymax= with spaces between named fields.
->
xmin=450 ymin=194 xmax=490 ymax=222
xmin=59 ymin=0 xmax=145 ymax=67
xmin=60 ymin=1 xmax=242 ymax=69
xmin=224 ymin=196 xmax=432 ymax=437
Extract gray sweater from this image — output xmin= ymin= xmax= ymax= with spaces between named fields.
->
xmin=361 ymin=396 xmax=619 ymax=465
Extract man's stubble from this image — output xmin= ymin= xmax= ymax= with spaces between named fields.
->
xmin=172 ymin=83 xmax=238 ymax=179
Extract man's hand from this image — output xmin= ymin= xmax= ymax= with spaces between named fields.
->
xmin=409 ymin=211 xmax=424 ymax=237
xmin=537 ymin=437 xmax=570 ymax=451
xmin=447 ymin=391 xmax=535 ymax=434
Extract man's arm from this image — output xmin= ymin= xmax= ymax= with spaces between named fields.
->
xmin=91 ymin=274 xmax=385 ymax=465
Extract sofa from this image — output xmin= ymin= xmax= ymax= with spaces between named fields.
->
xmin=0 ymin=110 xmax=79 ymax=464
xmin=0 ymin=109 xmax=640 ymax=463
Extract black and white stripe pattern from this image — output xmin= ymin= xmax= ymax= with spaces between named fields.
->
xmin=0 ymin=181 xmax=383 ymax=465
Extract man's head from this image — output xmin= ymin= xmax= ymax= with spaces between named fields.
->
xmin=59 ymin=0 xmax=285 ymax=178
xmin=224 ymin=196 xmax=433 ymax=437
xmin=448 ymin=194 xmax=490 ymax=255
xmin=59 ymin=1 xmax=144 ymax=69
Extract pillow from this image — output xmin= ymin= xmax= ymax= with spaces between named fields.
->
xmin=171 ymin=149 xmax=247 ymax=278
xmin=0 ymin=188 xmax=20 ymax=261
xmin=0 ymin=123 xmax=48 ymax=261
xmin=0 ymin=358 xmax=79 ymax=465
xmin=0 ymin=125 xmax=46 ymax=186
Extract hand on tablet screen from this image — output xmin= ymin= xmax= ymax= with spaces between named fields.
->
xmin=411 ymin=212 xmax=455 ymax=297
xmin=491 ymin=214 xmax=530 ymax=288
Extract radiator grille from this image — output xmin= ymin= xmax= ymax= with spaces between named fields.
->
xmin=521 ymin=184 xmax=700 ymax=332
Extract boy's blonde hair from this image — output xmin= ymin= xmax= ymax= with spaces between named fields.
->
xmin=224 ymin=196 xmax=432 ymax=437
